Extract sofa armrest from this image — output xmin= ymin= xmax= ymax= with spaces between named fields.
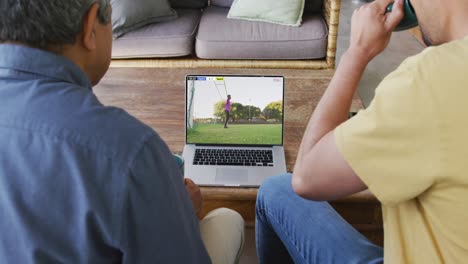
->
xmin=323 ymin=0 xmax=341 ymax=69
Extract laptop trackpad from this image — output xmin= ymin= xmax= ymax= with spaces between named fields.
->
xmin=215 ymin=168 xmax=249 ymax=184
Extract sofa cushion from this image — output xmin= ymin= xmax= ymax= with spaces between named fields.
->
xmin=212 ymin=0 xmax=323 ymax=13
xmin=111 ymin=0 xmax=177 ymax=38
xmin=169 ymin=0 xmax=208 ymax=9
xmin=195 ymin=7 xmax=327 ymax=60
xmin=227 ymin=0 xmax=305 ymax=27
xmin=112 ymin=9 xmax=202 ymax=58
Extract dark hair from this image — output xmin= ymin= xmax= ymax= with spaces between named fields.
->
xmin=0 ymin=0 xmax=111 ymax=49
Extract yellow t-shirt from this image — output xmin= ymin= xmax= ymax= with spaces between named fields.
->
xmin=335 ymin=36 xmax=468 ymax=263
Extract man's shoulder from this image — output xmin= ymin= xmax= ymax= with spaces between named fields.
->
xmin=66 ymin=104 xmax=158 ymax=160
xmin=10 ymin=97 xmax=161 ymax=163
xmin=1 ymin=77 xmax=161 ymax=165
xmin=378 ymin=37 xmax=468 ymax=97
xmin=399 ymin=38 xmax=468 ymax=76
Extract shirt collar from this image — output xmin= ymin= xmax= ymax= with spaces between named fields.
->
xmin=0 ymin=44 xmax=92 ymax=89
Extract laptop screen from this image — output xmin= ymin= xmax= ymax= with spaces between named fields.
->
xmin=186 ymin=75 xmax=284 ymax=146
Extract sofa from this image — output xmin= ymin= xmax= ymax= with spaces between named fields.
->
xmin=111 ymin=0 xmax=341 ymax=69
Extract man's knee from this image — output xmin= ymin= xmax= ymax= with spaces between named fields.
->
xmin=256 ymin=174 xmax=292 ymax=213
xmin=200 ymin=208 xmax=245 ymax=264
xmin=257 ymin=174 xmax=292 ymax=205
xmin=202 ymin=208 xmax=244 ymax=230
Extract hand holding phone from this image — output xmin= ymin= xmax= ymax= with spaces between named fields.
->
xmin=386 ymin=0 xmax=418 ymax=31
xmin=349 ymin=0 xmax=405 ymax=61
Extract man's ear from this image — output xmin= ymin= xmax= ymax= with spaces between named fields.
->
xmin=81 ymin=3 xmax=100 ymax=51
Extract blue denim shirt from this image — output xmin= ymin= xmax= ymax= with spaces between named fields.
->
xmin=0 ymin=44 xmax=210 ymax=263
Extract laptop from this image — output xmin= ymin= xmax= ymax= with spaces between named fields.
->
xmin=182 ymin=75 xmax=287 ymax=187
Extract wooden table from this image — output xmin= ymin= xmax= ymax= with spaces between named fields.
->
xmin=94 ymin=67 xmax=383 ymax=245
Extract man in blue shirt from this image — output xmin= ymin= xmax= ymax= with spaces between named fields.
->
xmin=0 ymin=1 xmax=244 ymax=263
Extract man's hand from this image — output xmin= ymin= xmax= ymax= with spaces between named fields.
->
xmin=185 ymin=178 xmax=203 ymax=218
xmin=350 ymin=0 xmax=404 ymax=62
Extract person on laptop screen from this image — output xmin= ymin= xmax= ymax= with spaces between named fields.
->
xmin=224 ymin=94 xmax=231 ymax=128
xmin=256 ymin=0 xmax=468 ymax=263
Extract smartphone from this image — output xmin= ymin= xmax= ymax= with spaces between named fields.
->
xmin=386 ymin=0 xmax=418 ymax=31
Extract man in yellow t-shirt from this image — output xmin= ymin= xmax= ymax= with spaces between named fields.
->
xmin=256 ymin=0 xmax=468 ymax=263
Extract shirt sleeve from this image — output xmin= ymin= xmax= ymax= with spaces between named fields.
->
xmin=118 ymin=133 xmax=210 ymax=263
xmin=335 ymin=59 xmax=440 ymax=205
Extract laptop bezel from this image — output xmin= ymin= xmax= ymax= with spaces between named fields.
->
xmin=185 ymin=74 xmax=285 ymax=147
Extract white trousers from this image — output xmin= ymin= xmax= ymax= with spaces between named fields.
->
xmin=200 ymin=208 xmax=245 ymax=264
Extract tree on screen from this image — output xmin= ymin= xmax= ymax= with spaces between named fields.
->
xmin=263 ymin=101 xmax=283 ymax=121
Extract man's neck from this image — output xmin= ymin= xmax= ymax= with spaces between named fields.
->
xmin=444 ymin=4 xmax=468 ymax=42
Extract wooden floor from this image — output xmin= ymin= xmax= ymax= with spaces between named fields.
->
xmin=94 ymin=67 xmax=383 ymax=246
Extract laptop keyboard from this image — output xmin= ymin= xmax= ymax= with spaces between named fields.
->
xmin=193 ymin=149 xmax=274 ymax=167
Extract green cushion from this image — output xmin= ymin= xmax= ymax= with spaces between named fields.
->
xmin=227 ymin=0 xmax=305 ymax=26
xmin=111 ymin=0 xmax=177 ymax=38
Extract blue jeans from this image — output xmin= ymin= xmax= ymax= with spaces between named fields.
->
xmin=256 ymin=174 xmax=383 ymax=264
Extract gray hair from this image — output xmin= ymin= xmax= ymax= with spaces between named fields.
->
xmin=0 ymin=0 xmax=111 ymax=49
